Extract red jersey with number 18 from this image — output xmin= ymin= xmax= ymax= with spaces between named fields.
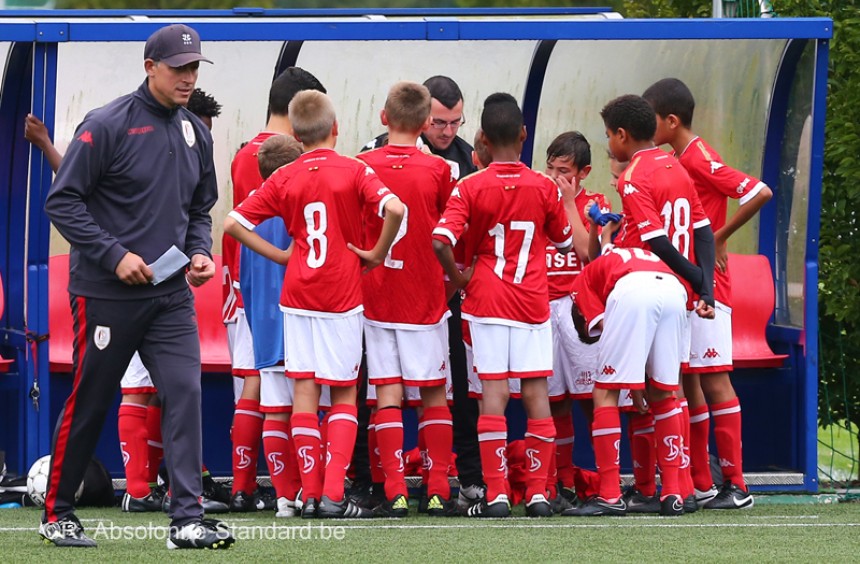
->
xmin=432 ymin=162 xmax=572 ymax=327
xmin=229 ymin=148 xmax=396 ymax=316
xmin=357 ymin=145 xmax=456 ymax=327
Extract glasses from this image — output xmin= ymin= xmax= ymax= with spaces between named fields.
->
xmin=430 ymin=117 xmax=465 ymax=130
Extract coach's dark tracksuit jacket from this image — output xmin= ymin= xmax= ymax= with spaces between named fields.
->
xmin=42 ymin=80 xmax=217 ymax=527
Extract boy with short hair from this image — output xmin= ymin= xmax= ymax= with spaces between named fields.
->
xmin=357 ymin=81 xmax=458 ymax=517
xmin=643 ymin=78 xmax=772 ymax=510
xmin=433 ymin=93 xmax=573 ymax=518
xmin=224 ymin=90 xmax=405 ymax=519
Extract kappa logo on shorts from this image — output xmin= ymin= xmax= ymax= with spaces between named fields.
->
xmin=94 ymin=325 xmax=111 ymax=350
xmin=439 ymin=361 xmax=447 ymax=372
xmin=601 ymin=365 xmax=616 ymax=375
xmin=703 ymin=348 xmax=721 ymax=359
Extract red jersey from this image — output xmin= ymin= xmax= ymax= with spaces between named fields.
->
xmin=677 ymin=137 xmax=768 ymax=307
xmin=546 ymin=188 xmax=610 ymax=300
xmin=222 ymin=131 xmax=278 ymax=322
xmin=572 ymin=247 xmax=682 ymax=336
xmin=433 ymin=162 xmax=572 ymax=327
xmin=229 ymin=148 xmax=395 ymax=316
xmin=357 ymin=145 xmax=456 ymax=327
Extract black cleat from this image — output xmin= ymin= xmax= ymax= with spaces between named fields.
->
xmin=166 ymin=518 xmax=235 ymax=550
xmin=525 ymin=494 xmax=553 ymax=517
xmin=425 ymin=494 xmax=459 ymax=517
xmin=561 ymin=496 xmax=627 ymax=517
xmin=621 ymin=488 xmax=661 ymax=514
xmin=318 ymin=495 xmax=375 ymax=519
xmin=301 ymin=497 xmax=318 ymax=519
xmin=374 ymin=494 xmax=409 ymax=518
xmin=39 ymin=514 xmax=97 ymax=548
xmin=683 ymin=494 xmax=699 ymax=514
xmin=348 ymin=482 xmax=385 ymax=510
xmin=694 ymin=485 xmax=719 ymax=508
xmin=551 ymin=492 xmax=574 ymax=514
xmin=704 ymin=482 xmax=754 ymax=510
xmin=122 ymin=489 xmax=164 ymax=513
xmin=229 ymin=490 xmax=259 ymax=512
xmin=464 ymin=494 xmax=511 ymax=518
xmin=660 ymin=495 xmax=684 ymax=517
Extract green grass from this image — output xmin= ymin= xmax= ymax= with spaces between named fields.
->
xmin=2 ymin=501 xmax=859 ymax=562
xmin=818 ymin=422 xmax=859 ymax=483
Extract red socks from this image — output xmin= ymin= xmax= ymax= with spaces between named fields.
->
xmin=477 ymin=414 xmax=508 ymax=501
xmin=678 ymin=398 xmax=694 ymax=498
xmin=420 ymin=406 xmax=454 ymax=499
xmin=652 ymin=397 xmax=683 ymax=499
xmin=711 ymin=397 xmax=746 ymax=490
xmin=262 ymin=418 xmax=301 ymax=501
xmin=118 ymin=403 xmax=150 ymax=498
xmin=367 ymin=412 xmax=385 ymax=484
xmin=689 ymin=404 xmax=713 ymax=490
xmin=524 ymin=417 xmax=556 ymax=501
xmin=232 ymin=398 xmax=264 ymax=495
xmin=591 ymin=406 xmax=622 ymax=502
xmin=628 ymin=412 xmax=657 ymax=497
xmin=374 ymin=407 xmax=407 ymax=500
xmin=290 ymin=412 xmax=323 ymax=501
xmin=553 ymin=413 xmax=575 ymax=490
xmin=145 ymin=405 xmax=163 ymax=484
xmin=323 ymin=404 xmax=359 ymax=501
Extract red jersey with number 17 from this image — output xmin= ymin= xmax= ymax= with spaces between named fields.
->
xmin=229 ymin=148 xmax=396 ymax=317
xmin=677 ymin=136 xmax=768 ymax=307
xmin=432 ymin=162 xmax=572 ymax=327
xmin=357 ymin=145 xmax=456 ymax=327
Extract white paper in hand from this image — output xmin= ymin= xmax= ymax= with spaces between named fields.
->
xmin=148 ymin=245 xmax=190 ymax=285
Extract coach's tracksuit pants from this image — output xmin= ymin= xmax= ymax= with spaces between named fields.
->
xmin=43 ymin=288 xmax=204 ymax=528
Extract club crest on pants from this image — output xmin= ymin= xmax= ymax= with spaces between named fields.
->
xmin=94 ymin=325 xmax=111 ymax=350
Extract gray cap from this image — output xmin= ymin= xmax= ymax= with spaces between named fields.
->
xmin=144 ymin=24 xmax=212 ymax=67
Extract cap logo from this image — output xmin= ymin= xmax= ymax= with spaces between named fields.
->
xmin=182 ymin=33 xmax=192 ymax=45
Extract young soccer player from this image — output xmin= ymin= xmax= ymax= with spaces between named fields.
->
xmin=433 ymin=93 xmax=573 ymax=518
xmin=643 ymin=78 xmax=773 ymax=509
xmin=224 ymin=90 xmax=404 ymax=519
xmin=565 ymin=247 xmax=690 ymax=517
xmin=356 ymin=81 xmax=458 ymax=518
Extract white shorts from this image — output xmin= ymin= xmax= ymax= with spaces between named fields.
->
xmin=687 ymin=301 xmax=733 ymax=373
xmin=469 ymin=320 xmax=553 ymax=381
xmin=549 ymin=295 xmax=599 ymax=400
xmin=365 ymin=322 xmax=450 ymax=387
xmin=285 ymin=311 xmax=362 ymax=387
xmin=595 ymin=272 xmax=687 ymax=391
xmin=120 ymin=351 xmax=156 ymax=394
xmin=260 ymin=366 xmax=293 ymax=413
xmin=227 ymin=309 xmax=258 ymax=378
xmin=682 ymin=310 xmax=692 ymax=366
xmin=465 ymin=343 xmax=523 ymax=400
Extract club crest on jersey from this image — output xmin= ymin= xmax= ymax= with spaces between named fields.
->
xmin=94 ymin=325 xmax=111 ymax=350
xmin=181 ymin=120 xmax=196 ymax=147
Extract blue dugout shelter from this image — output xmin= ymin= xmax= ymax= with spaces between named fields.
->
xmin=0 ymin=8 xmax=831 ymax=492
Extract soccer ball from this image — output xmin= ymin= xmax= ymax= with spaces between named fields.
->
xmin=26 ymin=455 xmax=83 ymax=507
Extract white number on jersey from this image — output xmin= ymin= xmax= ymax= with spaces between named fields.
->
xmin=384 ymin=204 xmax=409 ymax=270
xmin=489 ymin=221 xmax=535 ymax=284
xmin=612 ymin=247 xmax=661 ymax=263
xmin=660 ymin=198 xmax=691 ymax=259
xmin=304 ymin=202 xmax=328 ymax=268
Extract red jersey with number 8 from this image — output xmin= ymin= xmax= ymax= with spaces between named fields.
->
xmin=229 ymin=148 xmax=395 ymax=316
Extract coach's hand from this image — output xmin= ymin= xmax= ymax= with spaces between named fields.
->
xmin=115 ymin=252 xmax=153 ymax=285
xmin=186 ymin=254 xmax=216 ymax=287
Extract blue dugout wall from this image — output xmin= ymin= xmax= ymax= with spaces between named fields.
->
xmin=0 ymin=9 xmax=831 ymax=492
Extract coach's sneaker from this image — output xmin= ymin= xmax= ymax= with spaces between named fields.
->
xmin=122 ymin=489 xmax=163 ymax=513
xmin=166 ymin=518 xmax=235 ymax=550
xmin=318 ymin=495 xmax=375 ymax=519
xmin=660 ymin=495 xmax=684 ymax=517
xmin=695 ymin=485 xmax=719 ymax=508
xmin=621 ymin=488 xmax=661 ymax=514
xmin=457 ymin=483 xmax=486 ymax=510
xmin=374 ymin=494 xmax=409 ymax=518
xmin=704 ymin=482 xmax=754 ymax=510
xmin=525 ymin=494 xmax=553 ymax=517
xmin=561 ymin=496 xmax=626 ymax=517
xmin=301 ymin=497 xmax=318 ymax=519
xmin=683 ymin=494 xmax=699 ymax=514
xmin=426 ymin=494 xmax=459 ymax=517
xmin=275 ymin=497 xmax=297 ymax=518
xmin=39 ymin=514 xmax=97 ymax=548
xmin=465 ymin=494 xmax=511 ymax=518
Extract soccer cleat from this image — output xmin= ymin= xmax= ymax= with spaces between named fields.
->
xmin=659 ymin=495 xmax=684 ymax=517
xmin=257 ymin=490 xmax=277 ymax=511
xmin=551 ymin=492 xmax=574 ymax=514
xmin=683 ymin=494 xmax=699 ymax=514
xmin=425 ymin=494 xmax=459 ymax=517
xmin=318 ymin=495 xmax=375 ymax=519
xmin=703 ymin=482 xmax=754 ymax=510
xmin=275 ymin=497 xmax=297 ymax=518
xmin=695 ymin=485 xmax=719 ymax=508
xmin=621 ymin=488 xmax=661 ymax=514
xmin=525 ymin=494 xmax=553 ymax=517
xmin=229 ymin=490 xmax=261 ymax=512
xmin=122 ymin=489 xmax=164 ymax=513
xmin=39 ymin=514 xmax=97 ymax=548
xmin=457 ymin=483 xmax=486 ymax=510
xmin=417 ymin=493 xmax=430 ymax=514
xmin=166 ymin=518 xmax=235 ymax=550
xmin=561 ymin=496 xmax=627 ymax=517
xmin=295 ymin=488 xmax=304 ymax=511
xmin=348 ymin=482 xmax=385 ymax=510
xmin=301 ymin=497 xmax=318 ymax=519
xmin=374 ymin=494 xmax=409 ymax=518
xmin=464 ymin=494 xmax=511 ymax=518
